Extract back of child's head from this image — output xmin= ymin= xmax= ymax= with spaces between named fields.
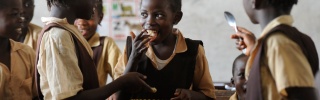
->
xmin=232 ymin=54 xmax=248 ymax=76
xmin=265 ymin=0 xmax=298 ymax=11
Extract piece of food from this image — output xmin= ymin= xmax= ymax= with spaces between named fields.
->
xmin=144 ymin=30 xmax=157 ymax=47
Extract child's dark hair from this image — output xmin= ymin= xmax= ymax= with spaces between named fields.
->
xmin=96 ymin=0 xmax=103 ymax=17
xmin=267 ymin=0 xmax=298 ymax=12
xmin=140 ymin=0 xmax=182 ymax=12
xmin=232 ymin=54 xmax=247 ymax=76
xmin=46 ymin=0 xmax=70 ymax=10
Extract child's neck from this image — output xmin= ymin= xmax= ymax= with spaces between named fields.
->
xmin=257 ymin=7 xmax=291 ymax=29
xmin=50 ymin=6 xmax=77 ymax=24
xmin=0 ymin=38 xmax=11 ymax=53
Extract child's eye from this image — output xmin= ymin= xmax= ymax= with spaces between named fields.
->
xmin=24 ymin=1 xmax=34 ymax=8
xmin=141 ymin=13 xmax=147 ymax=18
xmin=238 ymin=72 xmax=245 ymax=77
xmin=156 ymin=14 xmax=164 ymax=19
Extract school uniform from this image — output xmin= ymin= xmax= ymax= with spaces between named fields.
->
xmin=245 ymin=15 xmax=315 ymax=100
xmin=229 ymin=93 xmax=238 ymax=100
xmin=36 ymin=17 xmax=98 ymax=100
xmin=88 ymin=33 xmax=121 ymax=86
xmin=114 ymin=29 xmax=215 ymax=99
xmin=23 ymin=23 xmax=42 ymax=51
xmin=0 ymin=39 xmax=36 ymax=100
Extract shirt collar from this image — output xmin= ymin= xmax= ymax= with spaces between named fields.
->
xmin=173 ymin=28 xmax=187 ymax=53
xmin=41 ymin=17 xmax=69 ymax=25
xmin=87 ymin=33 xmax=101 ymax=47
xmin=260 ymin=15 xmax=293 ymax=38
xmin=10 ymin=39 xmax=23 ymax=52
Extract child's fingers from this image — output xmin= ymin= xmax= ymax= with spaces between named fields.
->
xmin=134 ymin=30 xmax=146 ymax=42
xmin=130 ymin=31 xmax=136 ymax=40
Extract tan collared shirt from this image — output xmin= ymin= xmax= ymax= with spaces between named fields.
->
xmin=88 ymin=33 xmax=121 ymax=86
xmin=37 ymin=17 xmax=93 ymax=100
xmin=229 ymin=93 xmax=238 ymax=100
xmin=23 ymin=23 xmax=42 ymax=51
xmin=0 ymin=39 xmax=36 ymax=100
xmin=114 ymin=29 xmax=216 ymax=99
xmin=246 ymin=15 xmax=314 ymax=100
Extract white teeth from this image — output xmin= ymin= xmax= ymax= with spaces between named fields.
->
xmin=147 ymin=30 xmax=156 ymax=36
xmin=16 ymin=28 xmax=22 ymax=34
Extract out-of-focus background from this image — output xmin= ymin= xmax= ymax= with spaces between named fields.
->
xmin=33 ymin=0 xmax=320 ymax=83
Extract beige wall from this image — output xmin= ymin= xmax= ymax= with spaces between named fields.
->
xmin=33 ymin=0 xmax=320 ymax=82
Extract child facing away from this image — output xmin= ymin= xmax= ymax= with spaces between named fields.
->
xmin=35 ymin=0 xmax=155 ymax=99
xmin=17 ymin=0 xmax=42 ymax=50
xmin=0 ymin=0 xmax=37 ymax=99
xmin=229 ymin=54 xmax=248 ymax=100
xmin=230 ymin=0 xmax=318 ymax=99
xmin=114 ymin=0 xmax=215 ymax=99
xmin=74 ymin=0 xmax=122 ymax=87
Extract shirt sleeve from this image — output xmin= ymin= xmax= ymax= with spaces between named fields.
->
xmin=266 ymin=33 xmax=315 ymax=96
xmin=38 ymin=28 xmax=83 ymax=99
xmin=113 ymin=46 xmax=128 ymax=79
xmin=193 ymin=45 xmax=216 ymax=99
xmin=104 ymin=37 xmax=122 ymax=80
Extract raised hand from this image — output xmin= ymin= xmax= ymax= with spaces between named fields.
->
xmin=231 ymin=27 xmax=256 ymax=56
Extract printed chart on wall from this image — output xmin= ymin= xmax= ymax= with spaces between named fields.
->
xmin=97 ymin=0 xmax=142 ymax=40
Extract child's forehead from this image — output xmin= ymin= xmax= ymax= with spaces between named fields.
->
xmin=141 ymin=0 xmax=170 ymax=9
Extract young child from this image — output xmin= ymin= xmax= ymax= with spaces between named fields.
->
xmin=17 ymin=0 xmax=42 ymax=50
xmin=36 ymin=0 xmax=154 ymax=99
xmin=74 ymin=0 xmax=122 ymax=87
xmin=0 ymin=0 xmax=37 ymax=99
xmin=230 ymin=54 xmax=248 ymax=100
xmin=230 ymin=0 xmax=318 ymax=99
xmin=114 ymin=0 xmax=215 ymax=99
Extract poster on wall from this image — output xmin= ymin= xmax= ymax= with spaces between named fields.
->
xmin=97 ymin=0 xmax=142 ymax=40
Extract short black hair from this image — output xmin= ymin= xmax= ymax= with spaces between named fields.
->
xmin=96 ymin=0 xmax=103 ymax=17
xmin=267 ymin=0 xmax=298 ymax=11
xmin=140 ymin=0 xmax=182 ymax=12
xmin=232 ymin=54 xmax=248 ymax=76
xmin=46 ymin=0 xmax=70 ymax=10
xmin=169 ymin=0 xmax=182 ymax=12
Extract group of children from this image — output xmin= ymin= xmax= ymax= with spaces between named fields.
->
xmin=0 ymin=0 xmax=319 ymax=100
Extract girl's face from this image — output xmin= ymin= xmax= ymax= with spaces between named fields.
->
xmin=22 ymin=0 xmax=34 ymax=26
xmin=0 ymin=0 xmax=24 ymax=39
xmin=232 ymin=58 xmax=248 ymax=100
xmin=74 ymin=10 xmax=100 ymax=40
xmin=140 ymin=0 xmax=180 ymax=44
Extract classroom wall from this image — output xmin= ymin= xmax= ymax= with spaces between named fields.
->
xmin=33 ymin=0 xmax=320 ymax=82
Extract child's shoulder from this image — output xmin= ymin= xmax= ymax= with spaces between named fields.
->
xmin=10 ymin=39 xmax=35 ymax=56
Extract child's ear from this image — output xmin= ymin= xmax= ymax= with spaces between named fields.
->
xmin=173 ymin=11 xmax=183 ymax=25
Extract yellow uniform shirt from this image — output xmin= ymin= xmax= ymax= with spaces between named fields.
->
xmin=0 ymin=39 xmax=36 ymax=100
xmin=37 ymin=17 xmax=93 ymax=99
xmin=114 ymin=29 xmax=216 ymax=99
xmin=246 ymin=15 xmax=314 ymax=100
xmin=23 ymin=23 xmax=42 ymax=51
xmin=87 ymin=33 xmax=121 ymax=86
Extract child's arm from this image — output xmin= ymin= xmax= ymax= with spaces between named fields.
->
xmin=124 ymin=31 xmax=150 ymax=73
xmin=66 ymin=72 xmax=154 ymax=100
